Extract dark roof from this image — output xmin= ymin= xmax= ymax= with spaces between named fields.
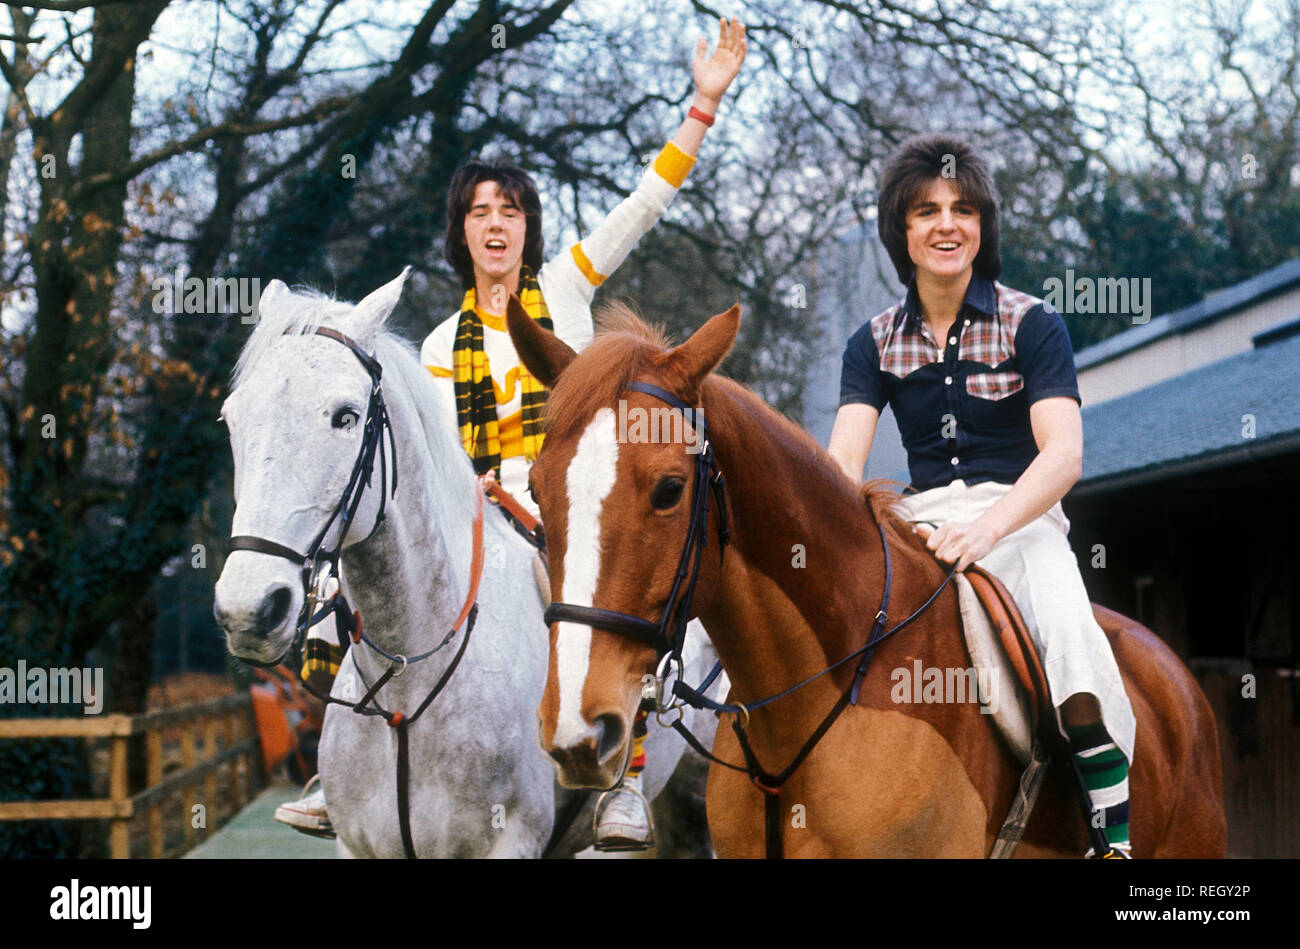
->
xmin=1078 ymin=329 xmax=1300 ymax=489
xmin=1075 ymin=257 xmax=1300 ymax=370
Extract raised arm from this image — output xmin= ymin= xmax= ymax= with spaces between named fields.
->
xmin=540 ymin=18 xmax=747 ymax=345
xmin=672 ymin=18 xmax=747 ymax=159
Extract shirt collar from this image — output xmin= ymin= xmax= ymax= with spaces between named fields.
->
xmin=900 ymin=272 xmax=997 ymax=327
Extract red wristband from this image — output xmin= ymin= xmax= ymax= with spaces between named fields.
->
xmin=688 ymin=106 xmax=715 ymax=127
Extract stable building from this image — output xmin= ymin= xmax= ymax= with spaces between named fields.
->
xmin=1066 ymin=259 xmax=1300 ymax=858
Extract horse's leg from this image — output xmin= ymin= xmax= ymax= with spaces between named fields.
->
xmin=335 ymin=837 xmax=357 ymax=859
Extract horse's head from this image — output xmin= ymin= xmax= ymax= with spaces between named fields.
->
xmin=509 ymin=298 xmax=739 ymax=788
xmin=214 ymin=269 xmax=410 ymax=666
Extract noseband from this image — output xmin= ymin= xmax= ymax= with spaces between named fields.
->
xmin=542 ymin=381 xmax=730 ymax=665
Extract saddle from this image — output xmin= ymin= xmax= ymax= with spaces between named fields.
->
xmin=960 ymin=565 xmax=1054 ymax=758
xmin=912 ymin=526 xmax=1056 ymax=761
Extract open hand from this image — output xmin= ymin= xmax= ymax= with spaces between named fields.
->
xmin=693 ymin=18 xmax=747 ymax=109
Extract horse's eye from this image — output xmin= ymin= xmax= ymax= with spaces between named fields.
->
xmin=332 ymin=407 xmax=360 ymax=430
xmin=651 ymin=477 xmax=685 ymax=510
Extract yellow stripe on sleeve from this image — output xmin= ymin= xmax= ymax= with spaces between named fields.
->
xmin=653 ymin=141 xmax=696 ymax=189
xmin=570 ymin=243 xmax=608 ymax=287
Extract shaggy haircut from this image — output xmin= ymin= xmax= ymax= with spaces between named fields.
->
xmin=444 ymin=158 xmax=545 ymax=289
xmin=876 ymin=134 xmax=1002 ymax=286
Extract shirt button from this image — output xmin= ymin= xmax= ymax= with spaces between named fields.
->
xmin=948 ymin=337 xmax=957 ymax=346
xmin=945 ymin=376 xmax=953 ymax=385
xmin=963 ymin=319 xmax=971 ymax=327
xmin=950 ymin=456 xmax=960 ymax=466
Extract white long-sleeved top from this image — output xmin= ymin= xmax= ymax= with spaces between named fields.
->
xmin=421 ymin=143 xmax=696 ymax=515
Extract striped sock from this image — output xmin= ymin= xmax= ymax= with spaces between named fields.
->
xmin=1065 ymin=721 xmax=1130 ymax=852
xmin=626 ymin=706 xmax=649 ymax=780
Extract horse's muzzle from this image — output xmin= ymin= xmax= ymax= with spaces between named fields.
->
xmin=214 ymin=578 xmax=297 ymax=664
xmin=546 ymin=712 xmax=626 ymax=789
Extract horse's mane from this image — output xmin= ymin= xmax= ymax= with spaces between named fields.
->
xmin=552 ymin=301 xmax=908 ymax=538
xmin=230 ymin=284 xmax=477 ymax=531
xmin=543 ymin=300 xmax=670 ymax=442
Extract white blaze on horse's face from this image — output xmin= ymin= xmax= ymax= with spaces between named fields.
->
xmin=552 ymin=407 xmax=619 ymax=755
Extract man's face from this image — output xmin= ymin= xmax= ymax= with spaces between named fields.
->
xmin=464 ymin=180 xmax=527 ymax=294
xmin=904 ymin=178 xmax=981 ymax=283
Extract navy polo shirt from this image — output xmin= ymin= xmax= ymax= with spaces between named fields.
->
xmin=839 ymin=274 xmax=1080 ymax=490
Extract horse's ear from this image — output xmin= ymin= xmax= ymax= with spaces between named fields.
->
xmin=353 ymin=266 xmax=411 ymax=336
xmin=655 ymin=303 xmax=741 ymax=397
xmin=257 ymin=278 xmax=291 ymax=317
xmin=507 ymin=294 xmax=576 ymax=388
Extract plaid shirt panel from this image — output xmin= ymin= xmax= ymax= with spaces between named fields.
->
xmin=870 ymin=280 xmax=1043 ymax=382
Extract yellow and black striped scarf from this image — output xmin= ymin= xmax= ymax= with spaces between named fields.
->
xmin=452 ymin=267 xmax=553 ymax=478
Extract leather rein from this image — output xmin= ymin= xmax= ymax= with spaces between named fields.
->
xmin=542 ymin=379 xmax=959 ymax=858
xmin=226 ymin=326 xmax=484 ymax=858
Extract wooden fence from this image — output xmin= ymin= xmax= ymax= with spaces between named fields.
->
xmin=0 ymin=693 xmax=263 ymax=857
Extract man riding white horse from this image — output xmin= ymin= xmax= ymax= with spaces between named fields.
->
xmin=277 ymin=17 xmax=748 ymax=851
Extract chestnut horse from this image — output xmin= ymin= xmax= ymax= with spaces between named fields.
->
xmin=507 ymin=298 xmax=1227 ymax=858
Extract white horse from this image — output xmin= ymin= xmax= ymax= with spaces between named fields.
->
xmin=213 ymin=270 xmax=719 ymax=857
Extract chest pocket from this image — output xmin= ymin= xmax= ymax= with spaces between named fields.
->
xmin=965 ymin=369 xmax=1024 ymax=401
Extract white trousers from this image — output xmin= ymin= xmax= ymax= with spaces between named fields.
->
xmin=897 ymin=479 xmax=1136 ymax=765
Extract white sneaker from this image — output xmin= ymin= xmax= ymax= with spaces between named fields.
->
xmin=594 ymin=775 xmax=653 ymax=852
xmin=274 ymin=775 xmax=335 ymax=839
xmin=1085 ymin=842 xmax=1132 ymax=859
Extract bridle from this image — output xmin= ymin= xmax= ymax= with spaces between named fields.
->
xmin=225 ymin=325 xmax=485 ymax=858
xmin=539 ymin=378 xmax=961 ymax=858
xmin=543 ymin=381 xmax=730 ymax=672
xmin=228 ymin=326 xmax=399 ymax=663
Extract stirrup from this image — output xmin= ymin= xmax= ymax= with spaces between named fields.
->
xmin=592 ymin=782 xmax=655 ymax=853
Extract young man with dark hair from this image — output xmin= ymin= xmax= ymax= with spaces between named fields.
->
xmin=422 ymin=14 xmax=744 ymax=513
xmin=828 ymin=133 xmax=1136 ymax=858
xmin=278 ymin=19 xmax=747 ymax=852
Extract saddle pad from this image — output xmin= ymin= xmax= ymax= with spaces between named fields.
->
xmin=955 ymin=573 xmax=1032 ymax=764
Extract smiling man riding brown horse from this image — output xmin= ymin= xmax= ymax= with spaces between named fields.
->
xmin=828 ymin=134 xmax=1136 ymax=857
xmin=507 ymin=122 xmax=1225 ymax=858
